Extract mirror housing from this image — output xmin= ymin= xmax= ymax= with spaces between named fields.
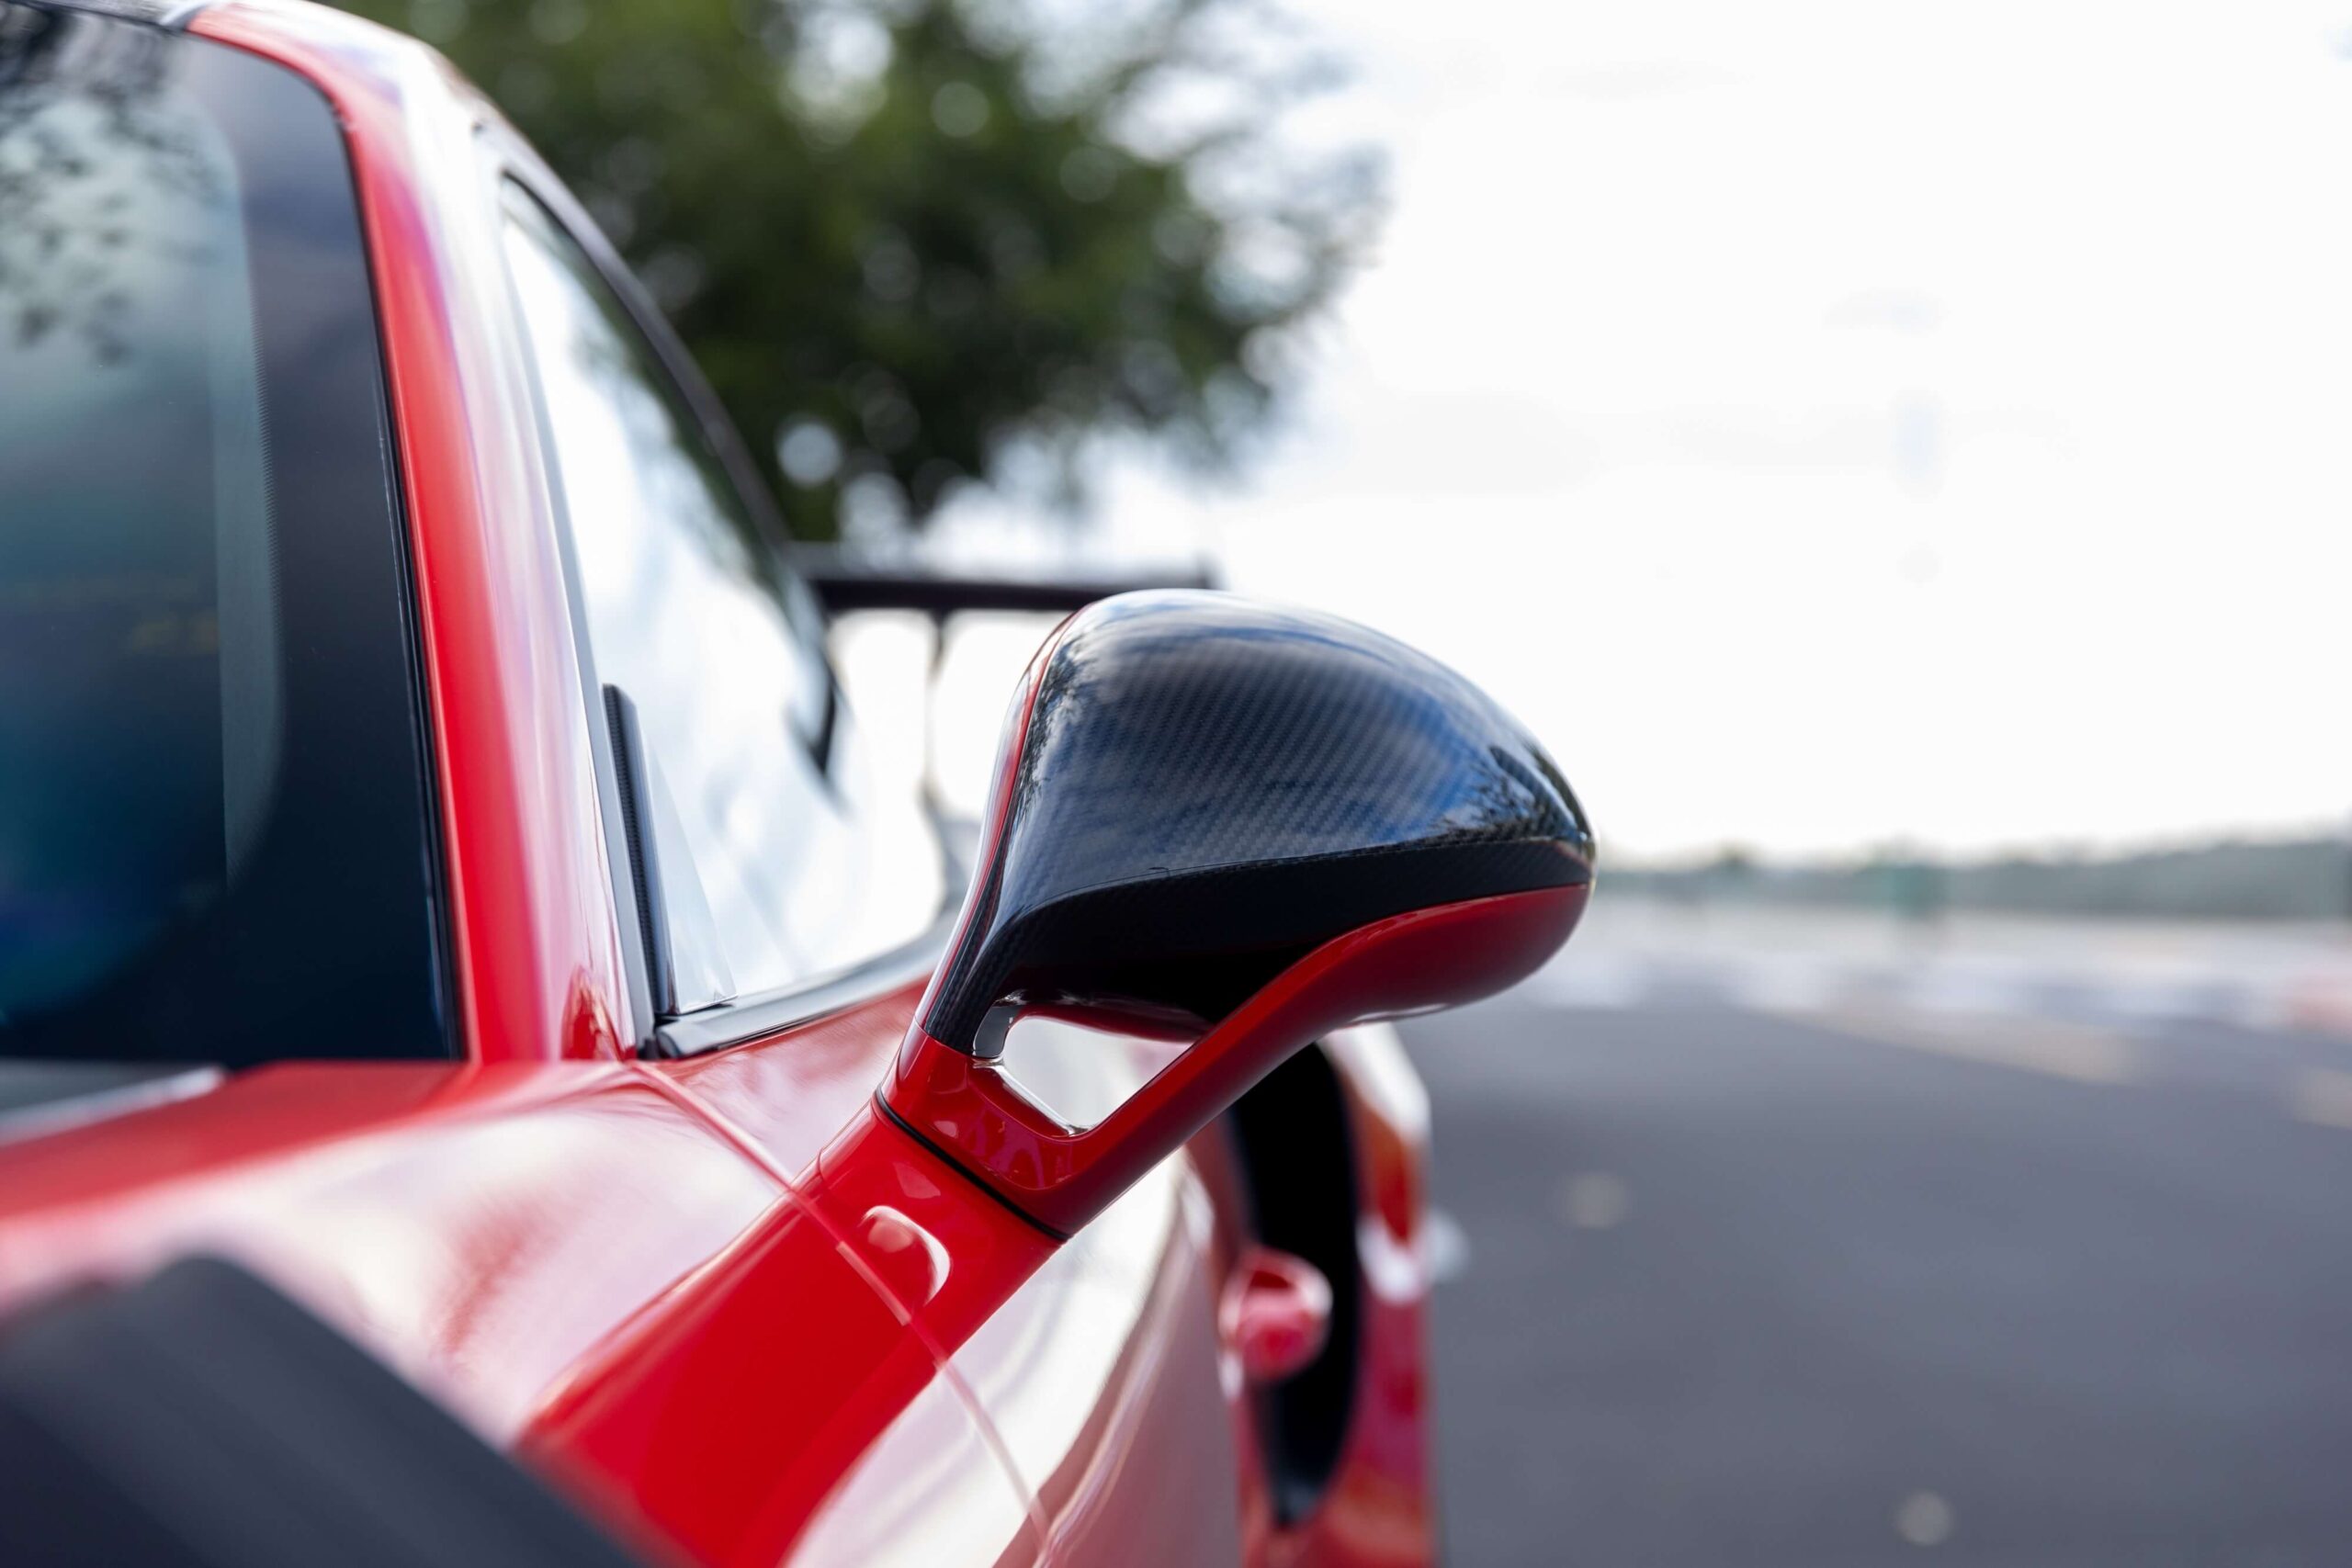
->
xmin=884 ymin=592 xmax=1593 ymax=1235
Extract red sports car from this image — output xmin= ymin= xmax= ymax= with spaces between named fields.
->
xmin=0 ymin=2 xmax=1593 ymax=1562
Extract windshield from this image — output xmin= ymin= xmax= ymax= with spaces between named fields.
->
xmin=0 ymin=6 xmax=447 ymax=1064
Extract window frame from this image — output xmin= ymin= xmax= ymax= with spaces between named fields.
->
xmin=479 ymin=133 xmax=956 ymax=1058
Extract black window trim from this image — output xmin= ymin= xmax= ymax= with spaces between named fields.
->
xmin=644 ymin=909 xmax=956 ymax=1060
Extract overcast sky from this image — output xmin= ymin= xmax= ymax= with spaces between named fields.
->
xmin=910 ymin=0 xmax=2352 ymax=862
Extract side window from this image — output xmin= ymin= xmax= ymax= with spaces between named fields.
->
xmin=499 ymin=186 xmax=940 ymax=1007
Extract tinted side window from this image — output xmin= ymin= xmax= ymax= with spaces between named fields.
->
xmin=0 ymin=9 xmax=447 ymax=1065
xmin=499 ymin=188 xmax=940 ymax=1004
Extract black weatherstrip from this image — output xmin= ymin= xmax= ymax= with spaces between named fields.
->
xmin=604 ymin=684 xmax=675 ymax=1021
xmin=649 ymin=911 xmax=953 ymax=1059
xmin=0 ymin=1258 xmax=661 ymax=1568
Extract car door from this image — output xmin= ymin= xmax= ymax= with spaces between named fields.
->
xmin=662 ymin=996 xmax=1253 ymax=1565
xmin=928 ymin=1015 xmax=1254 ymax=1563
xmin=487 ymin=146 xmax=1255 ymax=1565
xmin=484 ymin=152 xmax=1055 ymax=1565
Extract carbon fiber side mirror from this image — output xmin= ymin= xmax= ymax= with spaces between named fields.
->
xmin=885 ymin=591 xmax=1594 ymax=1235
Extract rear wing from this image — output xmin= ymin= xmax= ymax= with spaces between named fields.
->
xmin=794 ymin=548 xmax=1220 ymax=620
xmin=792 ymin=551 xmax=1222 ymax=824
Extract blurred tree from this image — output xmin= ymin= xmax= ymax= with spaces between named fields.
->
xmin=335 ymin=0 xmax=1377 ymax=541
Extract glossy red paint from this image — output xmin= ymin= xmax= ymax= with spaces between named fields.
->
xmin=521 ymin=1102 xmax=1050 ymax=1568
xmin=0 ymin=8 xmax=1536 ymax=1568
xmin=0 ymin=1052 xmax=1051 ymax=1568
xmin=0 ymin=1062 xmax=777 ymax=1450
xmin=888 ymin=883 xmax=1589 ymax=1235
xmin=193 ymin=1 xmax=631 ymax=1065
xmin=644 ymin=975 xmax=1255 ymax=1566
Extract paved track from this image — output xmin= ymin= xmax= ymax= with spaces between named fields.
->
xmin=1403 ymin=996 xmax=2352 ymax=1566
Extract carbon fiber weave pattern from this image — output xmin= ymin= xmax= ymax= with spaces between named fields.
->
xmin=926 ymin=592 xmax=1593 ymax=1051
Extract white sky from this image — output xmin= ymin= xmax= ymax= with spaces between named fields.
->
xmin=904 ymin=0 xmax=2352 ymax=861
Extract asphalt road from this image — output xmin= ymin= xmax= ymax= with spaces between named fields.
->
xmin=1402 ymin=997 xmax=2352 ymax=1566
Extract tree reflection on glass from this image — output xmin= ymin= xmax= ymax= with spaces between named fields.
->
xmin=0 ymin=4 xmax=224 ymax=368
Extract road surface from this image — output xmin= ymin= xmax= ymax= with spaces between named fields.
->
xmin=1404 ymin=980 xmax=2352 ymax=1566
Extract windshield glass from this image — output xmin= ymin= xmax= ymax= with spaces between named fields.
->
xmin=0 ymin=6 xmax=447 ymax=1064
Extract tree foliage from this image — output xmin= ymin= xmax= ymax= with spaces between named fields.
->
xmin=335 ymin=0 xmax=1377 ymax=540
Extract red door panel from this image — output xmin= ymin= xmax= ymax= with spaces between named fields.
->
xmin=521 ymin=1161 xmax=1040 ymax=1568
xmin=945 ymin=1161 xmax=1248 ymax=1565
xmin=656 ymin=984 xmax=926 ymax=1186
xmin=662 ymin=987 xmax=1261 ymax=1566
xmin=912 ymin=1015 xmax=1252 ymax=1563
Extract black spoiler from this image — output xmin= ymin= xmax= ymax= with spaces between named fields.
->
xmin=794 ymin=547 xmax=1220 ymax=620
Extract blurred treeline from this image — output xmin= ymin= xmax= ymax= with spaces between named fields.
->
xmin=335 ymin=0 xmax=1377 ymax=540
xmin=1615 ymin=838 xmax=2352 ymax=922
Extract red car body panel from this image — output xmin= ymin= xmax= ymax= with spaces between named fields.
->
xmin=0 ymin=4 xmax=1450 ymax=1565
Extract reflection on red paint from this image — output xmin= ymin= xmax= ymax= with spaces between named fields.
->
xmin=1222 ymin=1247 xmax=1334 ymax=1386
